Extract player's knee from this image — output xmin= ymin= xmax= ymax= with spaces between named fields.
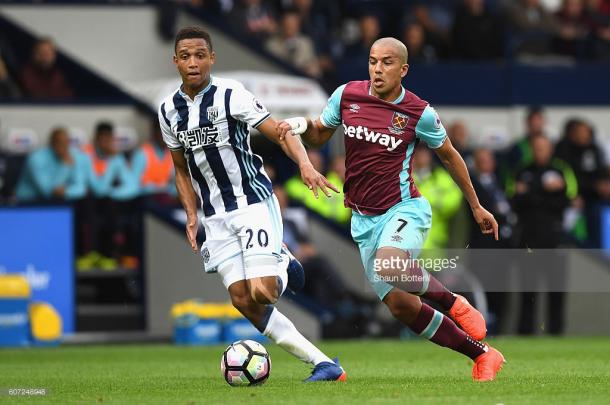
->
xmin=230 ymin=293 xmax=255 ymax=315
xmin=248 ymin=276 xmax=280 ymax=305
xmin=375 ymin=247 xmax=409 ymax=278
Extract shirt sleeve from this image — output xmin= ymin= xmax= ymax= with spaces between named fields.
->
xmin=415 ymin=104 xmax=447 ymax=149
xmin=158 ymin=102 xmax=182 ymax=150
xmin=229 ymin=86 xmax=271 ymax=128
xmin=63 ymin=149 xmax=88 ymax=200
xmin=319 ymin=84 xmax=345 ymax=128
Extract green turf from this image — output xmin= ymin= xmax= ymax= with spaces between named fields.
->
xmin=1 ymin=337 xmax=609 ymax=404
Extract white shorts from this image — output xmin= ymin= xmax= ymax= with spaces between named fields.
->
xmin=199 ymin=195 xmax=285 ymax=289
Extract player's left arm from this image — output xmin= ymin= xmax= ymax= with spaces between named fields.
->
xmin=417 ymin=105 xmax=498 ymax=240
xmin=257 ymin=117 xmax=339 ymax=198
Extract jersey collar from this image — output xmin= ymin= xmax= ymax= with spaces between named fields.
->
xmin=368 ymin=84 xmax=405 ymax=104
xmin=179 ymin=75 xmax=214 ymax=101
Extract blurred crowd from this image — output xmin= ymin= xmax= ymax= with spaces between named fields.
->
xmin=0 ymin=121 xmax=178 ymax=271
xmin=261 ymin=107 xmax=610 ymax=336
xmin=3 ymin=0 xmax=610 ymax=101
xmin=1 ymin=0 xmax=610 ymax=336
xmin=167 ymin=0 xmax=610 ymax=88
xmin=1 ymin=107 xmax=608 ymax=336
xmin=0 ymin=37 xmax=73 ymax=101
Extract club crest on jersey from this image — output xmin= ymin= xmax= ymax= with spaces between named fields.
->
xmin=388 ymin=112 xmax=409 ymax=135
xmin=202 ymin=247 xmax=210 ymax=264
xmin=207 ymin=106 xmax=219 ymax=122
xmin=349 ymin=104 xmax=360 ymax=113
xmin=177 ymin=125 xmax=220 ymax=150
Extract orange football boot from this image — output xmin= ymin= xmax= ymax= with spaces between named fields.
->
xmin=472 ymin=345 xmax=505 ymax=382
xmin=448 ymin=294 xmax=487 ymax=340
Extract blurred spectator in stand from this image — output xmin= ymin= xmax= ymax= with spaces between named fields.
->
xmin=407 ymin=3 xmax=451 ymax=58
xmin=451 ymin=0 xmax=504 ymax=60
xmin=469 ymin=148 xmax=518 ymax=333
xmin=471 ymin=148 xmax=517 ymax=248
xmin=78 ymin=122 xmax=139 ymax=270
xmin=412 ymin=144 xmax=462 ymax=253
xmin=15 ymin=127 xmax=88 ymax=202
xmin=501 ymin=106 xmax=547 ymax=183
xmin=447 ymin=120 xmax=473 ymax=168
xmin=229 ymin=0 xmax=278 ymax=42
xmin=553 ymin=0 xmax=590 ymax=58
xmin=131 ymin=123 xmax=176 ymax=204
xmin=554 ymin=119 xmax=607 ymax=203
xmin=585 ymin=0 xmax=610 ymax=59
xmin=344 ymin=14 xmax=381 ymax=59
xmin=275 ymin=185 xmax=375 ymax=337
xmin=554 ymin=118 xmax=610 ymax=245
xmin=20 ymin=38 xmax=74 ymax=100
xmin=0 ymin=56 xmax=21 ymax=100
xmin=265 ymin=9 xmax=321 ymax=77
xmin=511 ymin=135 xmax=575 ymax=335
xmin=402 ymin=22 xmax=439 ymax=64
xmin=506 ymin=0 xmax=559 ymax=57
xmin=286 ymin=0 xmax=338 ymax=87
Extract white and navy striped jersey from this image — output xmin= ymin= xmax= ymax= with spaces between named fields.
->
xmin=158 ymin=76 xmax=273 ymax=217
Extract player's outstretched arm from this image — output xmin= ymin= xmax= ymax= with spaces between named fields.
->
xmin=170 ymin=149 xmax=200 ymax=251
xmin=276 ymin=117 xmax=336 ymax=148
xmin=434 ymin=138 xmax=499 ymax=240
xmin=257 ymin=117 xmax=338 ymax=198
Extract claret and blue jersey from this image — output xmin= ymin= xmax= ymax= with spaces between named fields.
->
xmin=158 ymin=76 xmax=273 ymax=217
xmin=320 ymin=80 xmax=447 ymax=216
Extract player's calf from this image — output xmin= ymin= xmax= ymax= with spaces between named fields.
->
xmin=228 ymin=280 xmax=271 ymax=330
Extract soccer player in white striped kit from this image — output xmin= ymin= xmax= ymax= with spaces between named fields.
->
xmin=158 ymin=27 xmax=346 ymax=382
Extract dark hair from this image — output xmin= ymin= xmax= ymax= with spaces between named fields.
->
xmin=174 ymin=27 xmax=213 ymax=53
xmin=49 ymin=127 xmax=68 ymax=144
xmin=34 ymin=37 xmax=54 ymax=47
xmin=95 ymin=121 xmax=114 ymax=137
xmin=526 ymin=106 xmax=544 ymax=122
xmin=563 ymin=118 xmax=590 ymax=137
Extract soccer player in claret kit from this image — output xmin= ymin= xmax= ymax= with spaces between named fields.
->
xmin=159 ymin=27 xmax=346 ymax=382
xmin=279 ymin=38 xmax=505 ymax=381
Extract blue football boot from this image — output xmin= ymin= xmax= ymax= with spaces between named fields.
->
xmin=304 ymin=358 xmax=346 ymax=382
xmin=281 ymin=243 xmax=305 ymax=294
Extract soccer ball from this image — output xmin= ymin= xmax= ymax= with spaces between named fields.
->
xmin=221 ymin=340 xmax=271 ymax=386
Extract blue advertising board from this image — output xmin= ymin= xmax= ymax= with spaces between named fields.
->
xmin=0 ymin=207 xmax=74 ymax=333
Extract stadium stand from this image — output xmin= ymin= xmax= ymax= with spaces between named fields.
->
xmin=0 ymin=0 xmax=609 ymax=340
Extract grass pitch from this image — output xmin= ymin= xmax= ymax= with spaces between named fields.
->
xmin=1 ymin=337 xmax=609 ymax=404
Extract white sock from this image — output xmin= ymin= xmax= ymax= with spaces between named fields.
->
xmin=277 ymin=255 xmax=288 ymax=295
xmin=263 ymin=307 xmax=332 ymax=365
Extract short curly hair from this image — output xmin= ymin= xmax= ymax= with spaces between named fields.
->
xmin=174 ymin=26 xmax=213 ymax=53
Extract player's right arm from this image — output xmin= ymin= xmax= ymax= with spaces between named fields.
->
xmin=170 ymin=150 xmax=199 ymax=252
xmin=159 ymin=104 xmax=199 ymax=252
